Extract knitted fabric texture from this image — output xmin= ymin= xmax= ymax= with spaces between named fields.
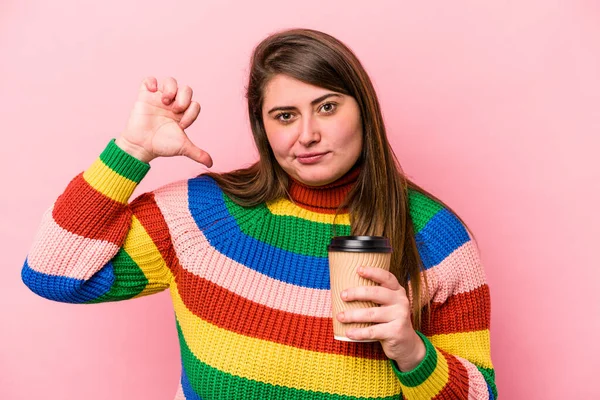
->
xmin=22 ymin=139 xmax=497 ymax=399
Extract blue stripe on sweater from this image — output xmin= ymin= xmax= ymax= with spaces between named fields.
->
xmin=187 ymin=176 xmax=330 ymax=290
xmin=21 ymin=258 xmax=114 ymax=303
xmin=487 ymin=382 xmax=495 ymax=399
xmin=414 ymin=208 xmax=470 ymax=270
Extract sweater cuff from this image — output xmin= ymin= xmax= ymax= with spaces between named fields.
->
xmin=82 ymin=139 xmax=151 ymax=204
xmin=100 ymin=139 xmax=150 ymax=182
xmin=391 ymin=331 xmax=446 ymax=394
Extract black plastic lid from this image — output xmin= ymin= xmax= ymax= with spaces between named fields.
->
xmin=327 ymin=236 xmax=392 ymax=253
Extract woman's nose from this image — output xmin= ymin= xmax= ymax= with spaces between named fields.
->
xmin=298 ymin=116 xmax=321 ymax=146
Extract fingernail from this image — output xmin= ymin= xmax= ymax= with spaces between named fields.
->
xmin=341 ymin=291 xmax=348 ymax=300
xmin=358 ymin=266 xmax=365 ymax=274
xmin=337 ymin=312 xmax=345 ymax=321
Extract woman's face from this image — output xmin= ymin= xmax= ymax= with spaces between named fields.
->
xmin=261 ymin=74 xmax=363 ymax=187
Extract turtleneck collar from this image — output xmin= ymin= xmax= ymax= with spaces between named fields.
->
xmin=287 ymin=166 xmax=360 ymax=214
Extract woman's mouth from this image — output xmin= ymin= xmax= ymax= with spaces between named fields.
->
xmin=296 ymin=152 xmax=330 ymax=165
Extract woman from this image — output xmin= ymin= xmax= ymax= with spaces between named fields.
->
xmin=22 ymin=29 xmax=497 ymax=399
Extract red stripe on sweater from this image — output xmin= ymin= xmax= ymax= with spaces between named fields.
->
xmin=420 ymin=285 xmax=491 ymax=335
xmin=431 ymin=349 xmax=470 ymax=399
xmin=175 ymin=266 xmax=387 ymax=360
xmin=52 ymin=173 xmax=131 ymax=244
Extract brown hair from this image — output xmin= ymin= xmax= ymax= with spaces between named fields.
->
xmin=206 ymin=28 xmax=467 ymax=329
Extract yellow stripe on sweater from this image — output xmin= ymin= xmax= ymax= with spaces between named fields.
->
xmin=401 ymin=347 xmax=449 ymax=399
xmin=170 ymin=282 xmax=400 ymax=398
xmin=123 ymin=215 xmax=173 ymax=297
xmin=83 ymin=158 xmax=138 ymax=204
xmin=429 ymin=330 xmax=493 ymax=369
xmin=266 ymin=198 xmax=350 ymax=225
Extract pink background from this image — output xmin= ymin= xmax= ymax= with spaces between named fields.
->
xmin=1 ymin=1 xmax=599 ymax=399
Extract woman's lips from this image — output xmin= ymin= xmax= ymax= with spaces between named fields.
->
xmin=296 ymin=152 xmax=329 ymax=165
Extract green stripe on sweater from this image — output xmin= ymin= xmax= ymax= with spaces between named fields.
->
xmin=407 ymin=190 xmax=444 ymax=234
xmin=223 ymin=195 xmax=351 ymax=257
xmin=223 ymin=190 xmax=443 ymax=257
xmin=87 ymin=248 xmax=148 ymax=303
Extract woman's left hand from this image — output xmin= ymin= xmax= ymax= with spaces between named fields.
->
xmin=336 ymin=266 xmax=426 ymax=372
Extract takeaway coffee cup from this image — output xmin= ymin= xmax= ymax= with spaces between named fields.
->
xmin=327 ymin=236 xmax=392 ymax=342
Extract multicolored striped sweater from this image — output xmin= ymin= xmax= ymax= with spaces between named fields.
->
xmin=22 ymin=139 xmax=497 ymax=399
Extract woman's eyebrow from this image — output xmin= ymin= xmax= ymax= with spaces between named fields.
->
xmin=267 ymin=93 xmax=342 ymax=114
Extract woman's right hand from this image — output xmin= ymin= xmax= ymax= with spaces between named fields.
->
xmin=115 ymin=76 xmax=213 ymax=167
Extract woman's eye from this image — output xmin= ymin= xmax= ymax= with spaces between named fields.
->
xmin=320 ymin=103 xmax=337 ymax=113
xmin=277 ymin=112 xmax=293 ymax=122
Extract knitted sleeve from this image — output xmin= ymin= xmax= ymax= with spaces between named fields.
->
xmin=395 ymin=198 xmax=498 ymax=399
xmin=22 ymin=139 xmax=179 ymax=303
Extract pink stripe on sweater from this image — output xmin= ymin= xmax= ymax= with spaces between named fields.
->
xmin=413 ymin=241 xmax=488 ymax=305
xmin=152 ymin=180 xmax=332 ymax=318
xmin=27 ymin=205 xmax=120 ymax=280
xmin=456 ymin=355 xmax=491 ymax=399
